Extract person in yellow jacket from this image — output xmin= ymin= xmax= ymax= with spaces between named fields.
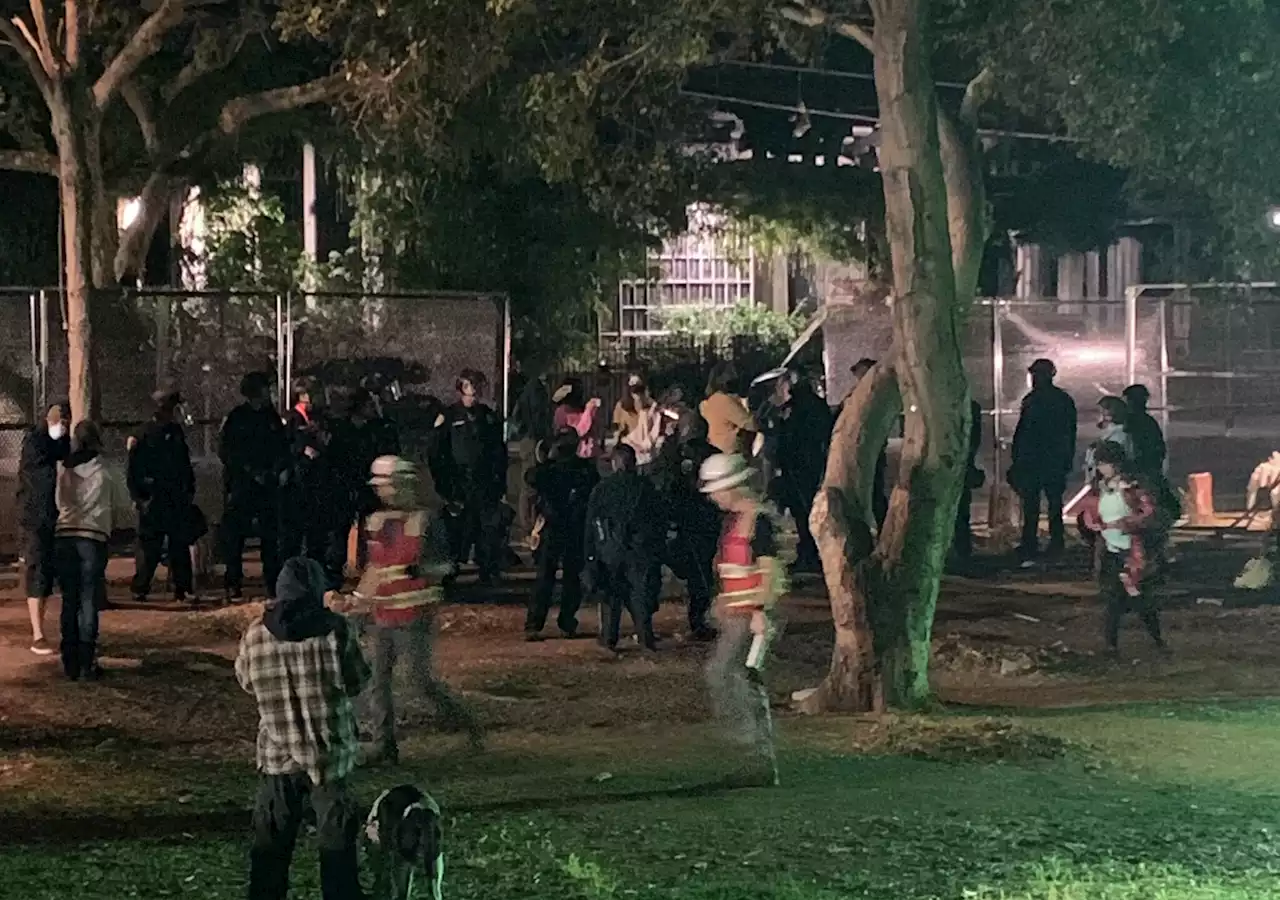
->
xmin=346 ymin=456 xmax=482 ymax=765
xmin=699 ymin=363 xmax=757 ymax=455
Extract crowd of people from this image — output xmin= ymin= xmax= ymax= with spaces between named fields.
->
xmin=1009 ymin=358 xmax=1177 ymax=655
xmin=12 ymin=350 xmax=1192 ymax=898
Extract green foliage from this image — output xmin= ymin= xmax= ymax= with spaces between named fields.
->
xmin=965 ymin=0 xmax=1280 ymax=273
xmin=199 ymin=179 xmax=317 ymax=292
xmin=343 ymin=157 xmax=660 ymax=370
xmin=660 ymin=303 xmax=806 ymax=344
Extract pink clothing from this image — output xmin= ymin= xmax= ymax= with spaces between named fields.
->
xmin=554 ymin=404 xmax=599 ymax=458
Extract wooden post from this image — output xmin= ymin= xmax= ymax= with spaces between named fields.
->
xmin=1187 ymin=472 xmax=1214 ymax=525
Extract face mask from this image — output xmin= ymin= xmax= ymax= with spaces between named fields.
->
xmin=48 ymin=423 xmax=65 ymax=441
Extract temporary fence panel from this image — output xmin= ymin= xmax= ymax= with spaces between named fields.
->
xmin=1133 ymin=283 xmax=1280 ymax=509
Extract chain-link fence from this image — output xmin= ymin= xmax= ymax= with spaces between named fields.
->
xmin=0 ymin=287 xmax=508 ymax=555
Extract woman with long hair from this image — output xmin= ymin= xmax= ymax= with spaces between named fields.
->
xmin=613 ymin=373 xmax=665 ymax=467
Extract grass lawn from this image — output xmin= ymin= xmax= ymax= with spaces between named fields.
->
xmin=4 ymin=704 xmax=1280 ymax=900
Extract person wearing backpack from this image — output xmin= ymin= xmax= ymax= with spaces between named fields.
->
xmin=584 ymin=444 xmax=662 ymax=653
xmin=525 ymin=428 xmax=600 ymax=640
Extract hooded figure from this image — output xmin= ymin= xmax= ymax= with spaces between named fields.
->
xmin=236 ymin=556 xmax=371 ymax=900
xmin=1122 ymin=384 xmax=1166 ymax=479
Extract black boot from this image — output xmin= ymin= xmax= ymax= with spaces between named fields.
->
xmin=62 ymin=643 xmax=81 ymax=680
xmin=79 ymin=644 xmax=103 ymax=681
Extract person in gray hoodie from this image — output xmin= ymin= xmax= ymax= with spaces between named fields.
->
xmin=55 ymin=421 xmax=129 ymax=680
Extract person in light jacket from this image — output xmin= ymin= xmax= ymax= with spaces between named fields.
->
xmin=55 ymin=421 xmax=130 ymax=680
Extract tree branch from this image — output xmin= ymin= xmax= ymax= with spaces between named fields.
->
xmin=217 ymin=73 xmax=345 ymax=135
xmin=121 ymin=81 xmax=159 ymax=153
xmin=2 ymin=16 xmax=53 ymax=82
xmin=0 ymin=148 xmax=58 ymax=174
xmin=779 ymin=2 xmax=874 ymax=53
xmin=959 ymin=67 xmax=994 ymax=128
xmin=94 ymin=0 xmax=187 ymax=110
xmin=28 ymin=0 xmax=58 ymax=73
xmin=63 ymin=0 xmax=78 ymax=68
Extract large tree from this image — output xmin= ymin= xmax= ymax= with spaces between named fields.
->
xmin=0 ymin=0 xmax=359 ymax=421
xmin=770 ymin=0 xmax=987 ymax=710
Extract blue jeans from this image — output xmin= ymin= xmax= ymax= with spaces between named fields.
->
xmin=56 ymin=537 xmax=107 ymax=677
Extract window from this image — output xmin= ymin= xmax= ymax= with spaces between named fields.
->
xmin=610 ymin=211 xmax=754 ymax=336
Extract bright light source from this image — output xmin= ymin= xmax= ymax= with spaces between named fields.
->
xmin=1267 ymin=206 xmax=1280 ymax=233
xmin=119 ymin=197 xmax=142 ymax=230
xmin=1061 ymin=343 xmax=1127 ymax=366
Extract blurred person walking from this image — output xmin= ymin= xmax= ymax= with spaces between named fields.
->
xmin=700 ymin=362 xmax=756 ymax=455
xmin=348 ymin=456 xmax=482 ymax=765
xmin=699 ymin=453 xmax=785 ymax=787
xmin=19 ymin=402 xmax=70 ymax=654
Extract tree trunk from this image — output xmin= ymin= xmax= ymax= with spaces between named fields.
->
xmin=869 ymin=0 xmax=970 ymax=708
xmin=50 ymin=93 xmax=98 ymax=424
xmin=803 ymin=362 xmax=902 ymax=713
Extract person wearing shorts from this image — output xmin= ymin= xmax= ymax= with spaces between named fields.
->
xmin=18 ymin=403 xmax=69 ymax=655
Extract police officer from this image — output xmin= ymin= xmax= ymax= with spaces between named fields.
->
xmin=1009 ymin=358 xmax=1078 ymax=562
xmin=658 ymin=413 xmax=721 ymax=640
xmin=436 ymin=370 xmax=506 ymax=584
xmin=128 ymin=390 xmax=196 ymax=602
xmin=219 ymin=372 xmax=288 ymax=600
xmin=524 ymin=428 xmax=599 ymax=640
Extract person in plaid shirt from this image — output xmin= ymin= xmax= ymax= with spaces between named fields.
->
xmin=236 ymin=555 xmax=371 ymax=900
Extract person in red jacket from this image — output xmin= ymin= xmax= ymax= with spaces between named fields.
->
xmin=1079 ymin=442 xmax=1166 ymax=655
xmin=699 ymin=453 xmax=786 ymax=786
xmin=349 ymin=455 xmax=482 ymax=765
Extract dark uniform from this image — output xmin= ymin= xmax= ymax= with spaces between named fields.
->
xmin=219 ymin=400 xmax=289 ymax=597
xmin=659 ymin=432 xmax=721 ymax=637
xmin=772 ymin=382 xmax=832 ymax=571
xmin=280 ymin=408 xmax=349 ymax=591
xmin=18 ymin=425 xmax=69 ymax=599
xmin=128 ymin=417 xmax=196 ymax=600
xmin=524 ymin=451 xmax=598 ymax=637
xmin=584 ymin=468 xmax=663 ymax=650
xmin=1010 ymin=378 xmax=1078 ymax=558
xmin=436 ymin=401 xmax=506 ymax=580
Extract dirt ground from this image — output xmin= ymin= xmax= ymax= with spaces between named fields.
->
xmin=1 ymin=529 xmax=1278 ymax=767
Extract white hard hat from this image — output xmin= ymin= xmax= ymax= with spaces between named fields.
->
xmin=369 ymin=455 xmax=417 ymax=485
xmin=699 ymin=453 xmax=753 ymax=494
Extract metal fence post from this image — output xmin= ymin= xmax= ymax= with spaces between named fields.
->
xmin=284 ymin=290 xmax=294 ymax=408
xmin=275 ymin=292 xmax=286 ymax=410
xmin=991 ymin=298 xmax=1004 ymax=493
xmin=1157 ymin=290 xmax=1170 ymax=473
xmin=28 ymin=292 xmax=39 ymax=419
xmin=1124 ymin=285 xmax=1138 ymax=388
xmin=38 ymin=288 xmax=49 ymax=413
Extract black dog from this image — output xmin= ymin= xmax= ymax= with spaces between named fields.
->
xmin=364 ymin=784 xmax=444 ymax=900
